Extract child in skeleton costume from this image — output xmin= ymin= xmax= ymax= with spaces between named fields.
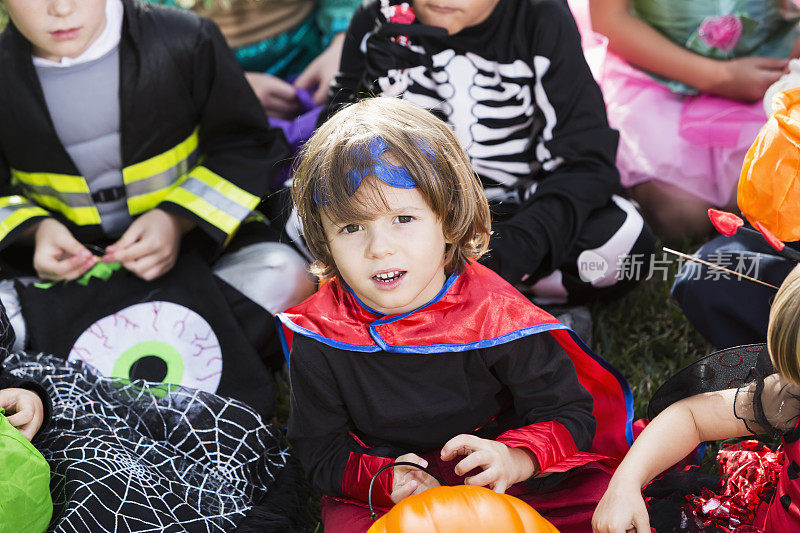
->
xmin=0 ymin=300 xmax=306 ymax=533
xmin=320 ymin=0 xmax=655 ymax=305
xmin=281 ymin=98 xmax=635 ymax=533
xmin=593 ymin=265 xmax=800 ymax=532
xmin=0 ymin=0 xmax=316 ymax=417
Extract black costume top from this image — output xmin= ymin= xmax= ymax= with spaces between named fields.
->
xmin=323 ymin=0 xmax=622 ymax=285
xmin=280 ymin=262 xmax=633 ymax=507
xmin=0 ymin=302 xmax=50 ymax=434
xmin=0 ymin=0 xmax=288 ymax=253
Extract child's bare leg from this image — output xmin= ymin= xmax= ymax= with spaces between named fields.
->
xmin=630 ymin=181 xmax=715 ymax=240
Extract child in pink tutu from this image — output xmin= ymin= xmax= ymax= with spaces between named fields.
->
xmin=577 ymin=0 xmax=800 ymax=238
xmin=593 ymin=264 xmax=800 ymax=532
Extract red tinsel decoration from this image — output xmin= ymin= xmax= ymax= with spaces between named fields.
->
xmin=685 ymin=441 xmax=783 ymax=532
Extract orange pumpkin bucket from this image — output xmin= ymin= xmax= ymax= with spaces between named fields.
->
xmin=367 ymin=485 xmax=560 ymax=533
xmin=739 ymin=87 xmax=800 ymax=242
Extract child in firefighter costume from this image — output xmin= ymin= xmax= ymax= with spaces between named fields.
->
xmin=279 ymin=97 xmax=635 ymax=533
xmin=0 ymin=0 xmax=316 ymax=418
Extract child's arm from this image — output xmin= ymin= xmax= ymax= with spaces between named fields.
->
xmin=130 ymin=17 xmax=288 ymax=258
xmin=294 ymin=0 xmax=360 ymax=105
xmin=320 ymin=2 xmax=375 ymax=123
xmin=484 ymin=1 xmax=620 ymax=285
xmin=589 ymin=0 xmax=786 ymax=101
xmin=0 ymin=147 xmax=96 ymax=280
xmin=287 ymin=335 xmax=418 ymax=507
xmin=592 ymin=389 xmax=746 ymax=533
xmin=442 ymin=334 xmax=596 ymax=491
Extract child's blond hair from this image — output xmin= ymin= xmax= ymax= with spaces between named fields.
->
xmin=292 ymin=97 xmax=491 ymax=279
xmin=768 ymin=264 xmax=800 ymax=383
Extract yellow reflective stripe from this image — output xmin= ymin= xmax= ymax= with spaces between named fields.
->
xmin=123 ymin=128 xmax=200 ymax=183
xmin=188 ymin=166 xmax=260 ymax=212
xmin=0 ymin=198 xmax=49 ymax=241
xmin=11 ymin=169 xmax=91 ymax=193
xmin=127 ymin=188 xmax=172 ymax=216
xmin=165 ymin=187 xmax=240 ymax=236
xmin=0 ymin=195 xmax=39 ymax=209
xmin=26 ymin=192 xmax=101 ymax=225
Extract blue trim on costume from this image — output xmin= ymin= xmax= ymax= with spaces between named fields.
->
xmin=276 ymin=315 xmax=292 ymax=366
xmin=340 ymin=278 xmax=386 ymax=317
xmin=276 ymin=312 xmax=381 ymax=355
xmin=342 ymin=268 xmax=461 ymax=320
xmin=567 ymin=331 xmax=635 ymax=447
xmin=374 ymin=323 xmax=571 ymax=354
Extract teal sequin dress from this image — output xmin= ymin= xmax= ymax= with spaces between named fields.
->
xmin=632 ymin=0 xmax=800 ymax=93
xmin=146 ymin=0 xmax=359 ymax=77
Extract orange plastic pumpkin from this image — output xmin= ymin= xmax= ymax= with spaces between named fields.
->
xmin=738 ymin=87 xmax=800 ymax=242
xmin=366 ymin=485 xmax=560 ymax=533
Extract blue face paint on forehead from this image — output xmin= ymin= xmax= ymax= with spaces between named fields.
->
xmin=314 ymin=137 xmax=430 ymax=205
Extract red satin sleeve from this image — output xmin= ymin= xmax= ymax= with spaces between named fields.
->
xmin=496 ymin=420 xmax=611 ymax=473
xmin=341 ymin=452 xmax=395 ymax=507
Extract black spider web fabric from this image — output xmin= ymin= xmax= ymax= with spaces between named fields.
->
xmin=3 ymin=352 xmax=292 ymax=533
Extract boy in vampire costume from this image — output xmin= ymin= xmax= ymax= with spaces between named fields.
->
xmin=279 ymin=98 xmax=633 ymax=533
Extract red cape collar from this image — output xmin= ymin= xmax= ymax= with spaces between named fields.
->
xmin=278 ymin=262 xmax=567 ymax=354
xmin=278 ymin=261 xmax=636 ymax=459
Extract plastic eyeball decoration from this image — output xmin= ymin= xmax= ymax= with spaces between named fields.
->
xmin=69 ymin=301 xmax=223 ymax=392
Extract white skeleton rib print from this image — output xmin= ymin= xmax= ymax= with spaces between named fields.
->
xmin=376 ymin=48 xmax=563 ymax=202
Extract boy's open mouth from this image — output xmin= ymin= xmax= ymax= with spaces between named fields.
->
xmin=372 ymin=270 xmax=406 ymax=283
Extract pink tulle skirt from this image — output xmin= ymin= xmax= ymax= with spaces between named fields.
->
xmin=568 ymin=0 xmax=767 ymax=206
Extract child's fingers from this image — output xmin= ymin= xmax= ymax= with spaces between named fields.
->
xmin=125 ymin=253 xmax=167 ymax=280
xmin=293 ymin=66 xmax=317 ymax=90
xmin=313 ymin=83 xmax=329 ymax=106
xmin=6 ymin=408 xmax=33 ymax=429
xmin=631 ymin=510 xmax=650 ymax=533
xmin=464 ymin=467 xmax=498 ymax=489
xmin=105 ymin=225 xmax=145 ymax=260
xmin=454 ymin=450 xmax=490 ymax=476
xmin=112 ymin=238 xmax=160 ymax=265
xmin=390 ymin=479 xmax=418 ymax=504
xmin=440 ymin=434 xmax=482 ymax=460
xmin=756 ymin=57 xmax=790 ymax=71
xmin=0 ymin=388 xmax=18 ymax=411
xmin=48 ymin=254 xmax=98 ymax=281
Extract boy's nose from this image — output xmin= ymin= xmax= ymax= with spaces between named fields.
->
xmin=49 ymin=0 xmax=77 ymax=17
xmin=365 ymin=229 xmax=396 ymax=259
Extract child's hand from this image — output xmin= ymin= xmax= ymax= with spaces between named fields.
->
xmin=294 ymin=33 xmax=346 ymax=106
xmin=708 ymin=57 xmax=788 ymax=102
xmin=0 ymin=387 xmax=44 ymax=441
xmin=390 ymin=453 xmax=440 ymax=503
xmin=33 ymin=218 xmax=98 ymax=281
xmin=245 ymin=72 xmax=301 ymax=119
xmin=591 ymin=478 xmax=649 ymax=533
xmin=440 ymin=435 xmax=537 ymax=494
xmin=103 ymin=209 xmax=195 ymax=281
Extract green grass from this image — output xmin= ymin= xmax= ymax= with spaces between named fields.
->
xmin=589 ymin=240 xmax=712 ymax=419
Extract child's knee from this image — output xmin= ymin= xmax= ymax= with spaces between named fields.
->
xmin=213 ymin=242 xmax=316 ymax=314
